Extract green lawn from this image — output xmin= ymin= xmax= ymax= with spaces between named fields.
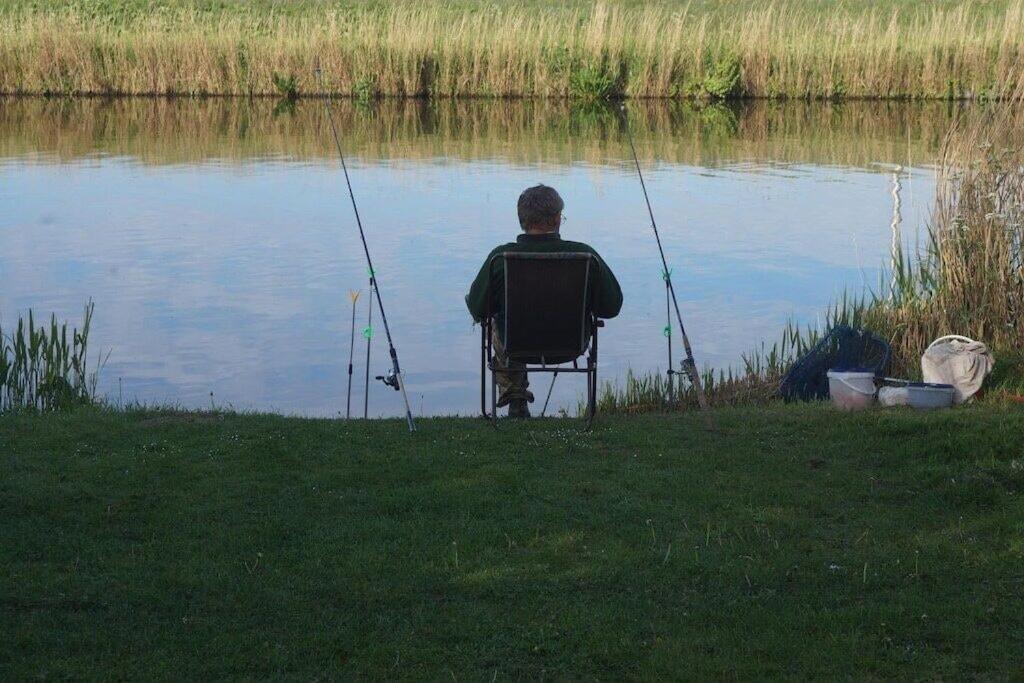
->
xmin=2 ymin=405 xmax=1023 ymax=678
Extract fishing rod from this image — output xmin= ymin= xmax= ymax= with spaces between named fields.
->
xmin=315 ymin=66 xmax=417 ymax=432
xmin=619 ymin=104 xmax=709 ymax=411
xmin=664 ymin=271 xmax=675 ymax=407
xmin=346 ymin=290 xmax=360 ymax=419
xmin=363 ymin=279 xmax=373 ymax=419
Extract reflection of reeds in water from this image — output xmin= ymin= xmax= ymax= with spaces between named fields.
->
xmin=600 ymin=107 xmax=1024 ymax=412
xmin=0 ymin=97 xmax=978 ymax=169
xmin=0 ymin=302 xmax=102 ymax=412
xmin=1 ymin=2 xmax=1021 ymax=99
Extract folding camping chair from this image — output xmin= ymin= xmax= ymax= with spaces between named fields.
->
xmin=480 ymin=252 xmax=603 ymax=425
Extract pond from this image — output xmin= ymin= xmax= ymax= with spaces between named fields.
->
xmin=1 ymin=98 xmax=957 ymax=417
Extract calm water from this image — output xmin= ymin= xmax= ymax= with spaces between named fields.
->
xmin=1 ymin=98 xmax=956 ymax=416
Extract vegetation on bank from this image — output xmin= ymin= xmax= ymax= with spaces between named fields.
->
xmin=0 ymin=301 xmax=100 ymax=412
xmin=1 ymin=0 xmax=1022 ymax=99
xmin=600 ymin=107 xmax=1024 ymax=412
xmin=2 ymin=405 xmax=1023 ymax=678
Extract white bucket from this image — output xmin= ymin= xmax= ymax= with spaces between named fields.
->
xmin=827 ymin=370 xmax=877 ymax=410
xmin=907 ymin=382 xmax=955 ymax=410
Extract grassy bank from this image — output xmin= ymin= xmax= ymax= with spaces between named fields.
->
xmin=1 ymin=1 xmax=1022 ymax=99
xmin=2 ymin=405 xmax=1024 ymax=677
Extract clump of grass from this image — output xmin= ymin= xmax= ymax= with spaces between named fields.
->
xmin=0 ymin=1 xmax=1022 ymax=99
xmin=271 ymin=72 xmax=298 ymax=101
xmin=569 ymin=64 xmax=616 ymax=100
xmin=351 ymin=76 xmax=378 ymax=103
xmin=0 ymin=301 xmax=103 ymax=412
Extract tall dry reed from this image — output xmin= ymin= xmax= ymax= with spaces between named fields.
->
xmin=0 ymin=2 xmax=1021 ymax=99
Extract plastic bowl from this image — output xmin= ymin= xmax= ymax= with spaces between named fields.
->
xmin=907 ymin=382 xmax=955 ymax=410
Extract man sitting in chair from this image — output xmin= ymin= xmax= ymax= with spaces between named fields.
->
xmin=466 ymin=184 xmax=623 ymax=418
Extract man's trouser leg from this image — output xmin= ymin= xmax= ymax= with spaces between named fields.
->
xmin=490 ymin=320 xmax=534 ymax=408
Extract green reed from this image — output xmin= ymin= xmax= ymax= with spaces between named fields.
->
xmin=0 ymin=301 xmax=101 ymax=412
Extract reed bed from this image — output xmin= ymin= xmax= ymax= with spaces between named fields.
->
xmin=600 ymin=106 xmax=1024 ymax=412
xmin=0 ymin=301 xmax=102 ymax=412
xmin=1 ymin=1 xmax=1022 ymax=99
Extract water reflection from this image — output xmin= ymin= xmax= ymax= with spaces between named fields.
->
xmin=1 ymin=97 xmax=965 ymax=416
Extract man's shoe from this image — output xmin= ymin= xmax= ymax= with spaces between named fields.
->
xmin=497 ymin=389 xmax=535 ymax=409
xmin=508 ymin=400 xmax=531 ymax=419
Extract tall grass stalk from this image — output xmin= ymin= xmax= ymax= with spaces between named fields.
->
xmin=0 ymin=1 xmax=1022 ymax=100
xmin=0 ymin=301 xmax=102 ymax=412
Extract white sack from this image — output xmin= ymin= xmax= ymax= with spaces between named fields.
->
xmin=878 ymin=386 xmax=910 ymax=407
xmin=920 ymin=335 xmax=994 ymax=404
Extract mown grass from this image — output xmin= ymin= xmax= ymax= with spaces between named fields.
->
xmin=0 ymin=0 xmax=1021 ymax=99
xmin=2 ymin=404 xmax=1023 ymax=678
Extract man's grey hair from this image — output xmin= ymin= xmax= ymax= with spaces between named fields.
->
xmin=517 ymin=184 xmax=564 ymax=229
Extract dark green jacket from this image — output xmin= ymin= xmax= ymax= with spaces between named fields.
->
xmin=465 ymin=233 xmax=623 ymax=323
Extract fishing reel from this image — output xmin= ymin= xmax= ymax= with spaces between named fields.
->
xmin=375 ymin=368 xmax=401 ymax=391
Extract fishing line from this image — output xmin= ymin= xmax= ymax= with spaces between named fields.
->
xmin=540 ymin=370 xmax=558 ymax=418
xmin=316 ymin=66 xmax=417 ymax=432
xmin=619 ymin=104 xmax=709 ymax=411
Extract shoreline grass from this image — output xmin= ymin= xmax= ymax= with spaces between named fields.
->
xmin=1 ymin=1 xmax=1022 ymax=100
xmin=2 ymin=404 xmax=1023 ymax=677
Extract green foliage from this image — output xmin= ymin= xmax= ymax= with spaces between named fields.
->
xmin=0 ymin=301 xmax=101 ymax=412
xmin=830 ymin=77 xmax=847 ymax=100
xmin=701 ymin=53 xmax=743 ymax=99
xmin=351 ymin=75 xmax=378 ymax=103
xmin=569 ymin=63 xmax=615 ymax=100
xmin=271 ymin=71 xmax=298 ymax=100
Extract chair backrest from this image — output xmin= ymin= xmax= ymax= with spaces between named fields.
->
xmin=499 ymin=252 xmax=594 ymax=361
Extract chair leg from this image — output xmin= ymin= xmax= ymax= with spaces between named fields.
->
xmin=584 ymin=369 xmax=596 ymax=429
xmin=480 ymin=323 xmax=487 ymax=419
xmin=490 ymin=365 xmax=498 ymax=426
xmin=585 ymin=325 xmax=598 ymax=429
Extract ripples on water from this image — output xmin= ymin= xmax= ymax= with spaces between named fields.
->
xmin=1 ymin=98 xmax=958 ymax=416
